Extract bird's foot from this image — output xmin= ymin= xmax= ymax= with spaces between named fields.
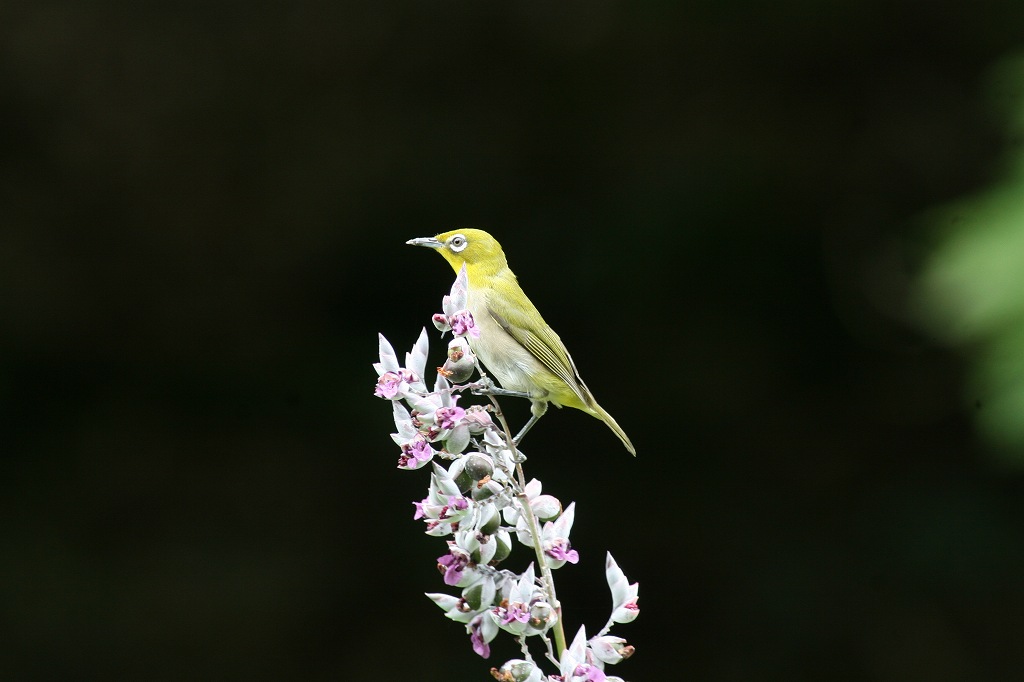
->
xmin=470 ymin=378 xmax=531 ymax=400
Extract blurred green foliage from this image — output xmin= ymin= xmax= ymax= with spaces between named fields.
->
xmin=914 ymin=51 xmax=1024 ymax=464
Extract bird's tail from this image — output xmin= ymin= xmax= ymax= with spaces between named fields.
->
xmin=591 ymin=403 xmax=636 ymax=456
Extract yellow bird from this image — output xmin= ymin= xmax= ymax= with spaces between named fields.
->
xmin=407 ymin=229 xmax=635 ymax=456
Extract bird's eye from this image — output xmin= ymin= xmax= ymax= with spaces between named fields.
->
xmin=449 ymin=235 xmax=468 ymax=252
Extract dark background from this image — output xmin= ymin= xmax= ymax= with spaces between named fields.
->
xmin=3 ymin=1 xmax=1024 ymax=680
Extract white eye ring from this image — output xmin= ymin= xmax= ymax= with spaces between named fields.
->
xmin=449 ymin=234 xmax=467 ymax=252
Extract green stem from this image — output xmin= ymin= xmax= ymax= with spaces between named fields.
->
xmin=484 ymin=394 xmax=568 ymax=661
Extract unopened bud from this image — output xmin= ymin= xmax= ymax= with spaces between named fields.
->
xmin=490 ymin=531 xmax=511 ymax=565
xmin=432 ymin=313 xmax=451 ymax=333
xmin=464 ymin=453 xmax=494 ymax=481
xmin=590 ymin=634 xmax=633 ymax=664
xmin=479 ymin=504 xmax=500 ymax=535
xmin=463 ymin=583 xmax=485 ymax=611
xmin=443 ymin=337 xmax=476 ymax=382
xmin=530 ymin=494 xmax=562 ymax=522
xmin=446 ymin=423 xmax=471 ymax=454
xmin=473 ymin=478 xmax=504 ymax=502
xmin=529 ymin=600 xmax=553 ymax=626
xmin=490 ymin=659 xmax=536 ymax=682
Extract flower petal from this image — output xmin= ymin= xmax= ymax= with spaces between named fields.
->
xmin=406 ymin=327 xmax=429 ymax=380
xmin=377 ymin=333 xmax=401 ymax=373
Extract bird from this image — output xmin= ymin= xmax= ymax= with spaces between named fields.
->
xmin=407 ymin=229 xmax=635 ymax=455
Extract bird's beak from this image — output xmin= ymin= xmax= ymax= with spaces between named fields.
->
xmin=406 ymin=236 xmax=443 ymax=249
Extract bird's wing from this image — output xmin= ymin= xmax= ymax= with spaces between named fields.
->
xmin=486 ymin=299 xmax=592 ymax=406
